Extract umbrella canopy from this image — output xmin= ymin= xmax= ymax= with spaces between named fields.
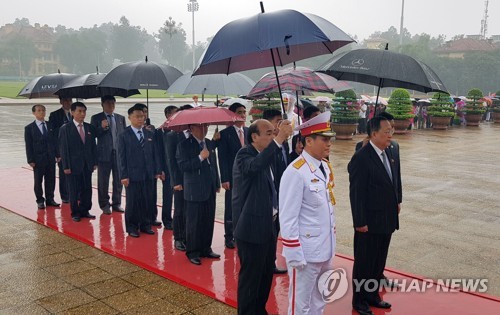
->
xmin=99 ymin=57 xmax=182 ymax=90
xmin=161 ymin=107 xmax=245 ymax=132
xmin=167 ymin=71 xmax=255 ymax=96
xmin=18 ymin=72 xmax=79 ymax=98
xmin=194 ymin=9 xmax=354 ymax=76
xmin=192 ymin=4 xmax=354 ymax=116
xmin=247 ymin=66 xmax=351 ymax=97
xmin=317 ymin=47 xmax=448 ymax=98
xmin=54 ymin=73 xmax=140 ymax=99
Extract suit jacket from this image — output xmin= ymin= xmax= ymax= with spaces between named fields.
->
xmin=348 ymin=143 xmax=402 ymax=234
xmin=165 ymin=131 xmax=188 ymax=187
xmin=273 ymin=141 xmax=290 ymax=196
xmin=59 ymin=122 xmax=97 ymax=175
xmin=49 ymin=108 xmax=71 ymax=140
xmin=176 ymin=136 xmax=220 ymax=202
xmin=24 ymin=121 xmax=58 ymax=166
xmin=90 ymin=112 xmax=126 ymax=162
xmin=232 ymin=141 xmax=281 ymax=244
xmin=217 ymin=125 xmax=249 ymax=184
xmin=118 ymin=126 xmax=161 ymax=182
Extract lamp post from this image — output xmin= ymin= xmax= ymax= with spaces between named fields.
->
xmin=399 ymin=0 xmax=405 ymax=51
xmin=187 ymin=0 xmax=199 ymax=70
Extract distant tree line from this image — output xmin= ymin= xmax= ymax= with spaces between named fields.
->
xmin=0 ymin=18 xmax=498 ymax=95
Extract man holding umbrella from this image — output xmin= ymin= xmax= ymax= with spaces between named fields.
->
xmin=49 ymin=96 xmax=73 ymax=203
xmin=90 ymin=95 xmax=126 ymax=215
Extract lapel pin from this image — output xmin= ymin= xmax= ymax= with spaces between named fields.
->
xmin=311 ymin=178 xmax=319 ymax=183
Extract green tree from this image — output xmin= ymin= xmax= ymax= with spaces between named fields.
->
xmin=157 ymin=17 xmax=189 ymax=70
xmin=111 ymin=16 xmax=148 ymax=62
xmin=0 ymin=36 xmax=38 ymax=76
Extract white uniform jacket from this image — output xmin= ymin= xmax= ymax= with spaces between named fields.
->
xmin=279 ymin=150 xmax=336 ymax=264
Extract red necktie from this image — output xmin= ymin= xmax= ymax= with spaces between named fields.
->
xmin=78 ymin=124 xmax=85 ymax=143
xmin=238 ymin=128 xmax=244 ymax=147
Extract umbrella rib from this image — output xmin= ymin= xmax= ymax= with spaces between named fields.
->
xmin=321 ymin=41 xmax=334 ymax=54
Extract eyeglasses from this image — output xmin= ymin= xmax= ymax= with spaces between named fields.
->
xmin=383 ymin=129 xmax=395 ymax=135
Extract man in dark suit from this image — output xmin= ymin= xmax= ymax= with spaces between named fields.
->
xmin=25 ymin=104 xmax=60 ymax=209
xmin=49 ymin=96 xmax=72 ymax=203
xmin=90 ymin=95 xmax=126 ymax=215
xmin=217 ymin=102 xmax=248 ymax=249
xmin=156 ymin=105 xmax=178 ymax=230
xmin=348 ymin=116 xmax=402 ymax=315
xmin=59 ymin=102 xmax=97 ymax=222
xmin=262 ymin=109 xmax=290 ymax=274
xmin=165 ymin=104 xmax=193 ymax=251
xmin=118 ymin=104 xmax=163 ymax=238
xmin=176 ymin=123 xmax=220 ymax=265
xmin=232 ymin=119 xmax=293 ymax=315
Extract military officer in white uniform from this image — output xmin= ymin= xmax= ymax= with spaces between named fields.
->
xmin=279 ymin=111 xmax=337 ymax=315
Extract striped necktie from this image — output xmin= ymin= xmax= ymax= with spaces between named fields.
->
xmin=138 ymin=130 xmax=144 ymax=147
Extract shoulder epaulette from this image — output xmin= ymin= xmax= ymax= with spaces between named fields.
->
xmin=293 ymin=158 xmax=306 ymax=169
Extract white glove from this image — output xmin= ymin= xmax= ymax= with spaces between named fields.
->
xmin=288 ymin=260 xmax=307 ymax=270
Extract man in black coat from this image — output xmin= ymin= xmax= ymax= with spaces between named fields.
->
xmin=48 ymin=96 xmax=72 ymax=203
xmin=217 ymin=102 xmax=248 ymax=249
xmin=156 ymin=105 xmax=178 ymax=230
xmin=348 ymin=116 xmax=402 ymax=315
xmin=118 ymin=104 xmax=163 ymax=238
xmin=232 ymin=119 xmax=293 ymax=315
xmin=59 ymin=102 xmax=97 ymax=222
xmin=90 ymin=95 xmax=126 ymax=214
xmin=176 ymin=123 xmax=220 ymax=265
xmin=165 ymin=104 xmax=193 ymax=251
xmin=24 ymin=104 xmax=60 ymax=209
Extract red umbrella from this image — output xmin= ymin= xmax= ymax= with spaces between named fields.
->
xmin=161 ymin=107 xmax=245 ymax=132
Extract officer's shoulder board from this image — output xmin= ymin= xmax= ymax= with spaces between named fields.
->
xmin=293 ymin=158 xmax=306 ymax=169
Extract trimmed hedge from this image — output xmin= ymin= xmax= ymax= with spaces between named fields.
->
xmin=387 ymin=88 xmax=414 ymax=120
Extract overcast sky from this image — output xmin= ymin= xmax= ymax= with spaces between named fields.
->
xmin=1 ymin=0 xmax=498 ymax=43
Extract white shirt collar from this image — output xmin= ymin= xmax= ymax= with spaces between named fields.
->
xmin=301 ymin=150 xmax=322 ymax=171
xmin=73 ymin=120 xmax=83 ymax=128
xmin=369 ymin=140 xmax=385 ymax=156
xmin=35 ymin=119 xmax=45 ymax=126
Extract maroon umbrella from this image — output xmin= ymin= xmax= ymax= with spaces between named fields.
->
xmin=161 ymin=107 xmax=245 ymax=132
xmin=247 ymin=66 xmax=351 ymax=98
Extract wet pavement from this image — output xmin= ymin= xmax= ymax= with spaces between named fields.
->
xmin=0 ymin=99 xmax=499 ymax=313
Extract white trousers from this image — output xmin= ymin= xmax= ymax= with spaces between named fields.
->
xmin=287 ymin=259 xmax=333 ymax=315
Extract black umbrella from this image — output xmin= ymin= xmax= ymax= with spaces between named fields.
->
xmin=317 ymin=44 xmax=448 ymax=106
xmin=54 ymin=72 xmax=140 ymax=99
xmin=193 ymin=2 xmax=355 ymax=117
xmin=18 ymin=71 xmax=79 ymax=98
xmin=98 ymin=56 xmax=182 ymax=108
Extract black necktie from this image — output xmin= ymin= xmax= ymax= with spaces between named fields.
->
xmin=319 ymin=163 xmax=326 ymax=178
xmin=138 ymin=130 xmax=144 ymax=147
xmin=41 ymin=122 xmax=48 ymax=137
xmin=268 ymin=168 xmax=278 ymax=210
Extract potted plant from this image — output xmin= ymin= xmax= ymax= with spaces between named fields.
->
xmin=331 ymin=89 xmax=358 ymax=140
xmin=428 ymin=92 xmax=455 ymax=130
xmin=386 ymin=88 xmax=414 ymax=134
xmin=491 ymin=96 xmax=500 ymax=124
xmin=464 ymin=88 xmax=485 ymax=126
xmin=249 ymin=95 xmax=281 ymax=121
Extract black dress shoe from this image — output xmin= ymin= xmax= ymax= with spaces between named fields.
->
xmin=37 ymin=202 xmax=46 ymax=209
xmin=112 ymin=206 xmax=125 ymax=213
xmin=273 ymin=267 xmax=288 ymax=274
xmin=353 ymin=304 xmax=374 ymax=315
xmin=82 ymin=213 xmax=96 ymax=219
xmin=61 ymin=199 xmax=69 ymax=203
xmin=102 ymin=208 xmax=112 ymax=215
xmin=152 ymin=221 xmax=162 ymax=227
xmin=72 ymin=216 xmax=81 ymax=222
xmin=201 ymin=251 xmax=221 ymax=259
xmin=368 ymin=300 xmax=391 ymax=309
xmin=189 ymin=257 xmax=201 ymax=265
xmin=225 ymin=240 xmax=235 ymax=249
xmin=164 ymin=222 xmax=173 ymax=230
xmin=46 ymin=200 xmax=60 ymax=207
xmin=128 ymin=231 xmax=140 ymax=238
xmin=174 ymin=240 xmax=186 ymax=251
xmin=140 ymin=229 xmax=155 ymax=235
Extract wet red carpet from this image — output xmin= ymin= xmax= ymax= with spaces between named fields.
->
xmin=1 ymin=167 xmax=498 ymax=314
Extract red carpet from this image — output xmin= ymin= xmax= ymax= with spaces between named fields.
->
xmin=1 ymin=167 xmax=498 ymax=314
